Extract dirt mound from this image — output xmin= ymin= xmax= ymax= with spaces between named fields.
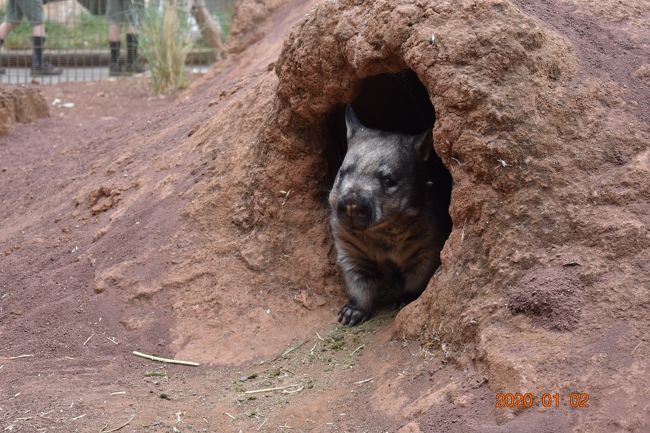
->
xmin=226 ymin=0 xmax=286 ymax=54
xmin=0 ymin=87 xmax=48 ymax=134
xmin=190 ymin=0 xmax=648 ymax=429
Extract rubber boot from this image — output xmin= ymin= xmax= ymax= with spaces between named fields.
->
xmin=31 ymin=37 xmax=62 ymax=76
xmin=0 ymin=39 xmax=5 ymax=75
xmin=109 ymin=41 xmax=123 ymax=76
xmin=125 ymin=33 xmax=145 ymax=74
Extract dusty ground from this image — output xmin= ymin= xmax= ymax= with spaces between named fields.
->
xmin=0 ymin=0 xmax=648 ymax=432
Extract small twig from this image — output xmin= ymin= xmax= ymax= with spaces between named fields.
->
xmin=106 ymin=336 xmax=118 ymax=345
xmin=83 ymin=333 xmax=95 ymax=346
xmin=7 ymin=354 xmax=34 ymax=360
xmin=202 ymin=417 xmax=208 ymax=424
xmin=280 ymin=189 xmax=292 ymax=206
xmin=99 ymin=421 xmax=110 ymax=433
xmin=38 ymin=410 xmax=54 ymax=422
xmin=132 ymin=351 xmax=200 ymax=367
xmin=315 ymin=332 xmax=325 ymax=341
xmin=349 ymin=344 xmax=365 ymax=356
xmin=310 ymin=341 xmax=318 ymax=356
xmin=273 ymin=339 xmax=307 ymax=361
xmin=110 ymin=391 xmax=126 ymax=395
xmin=283 ymin=385 xmax=305 ymax=394
xmin=460 ymin=218 xmax=468 ymax=244
xmin=100 ymin=414 xmax=135 ymax=433
xmin=14 ymin=417 xmax=32 ymax=421
xmin=631 ymin=342 xmax=642 ymax=354
xmin=70 ymin=414 xmax=86 ymax=421
xmin=244 ymin=384 xmax=302 ymax=394
xmin=257 ymin=418 xmax=268 ymax=431
xmin=281 ymin=339 xmax=307 ymax=357
xmin=354 ymin=378 xmax=373 ymax=385
xmin=224 ymin=412 xmax=236 ymax=420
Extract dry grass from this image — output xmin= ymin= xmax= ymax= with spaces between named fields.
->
xmin=139 ymin=2 xmax=194 ymax=94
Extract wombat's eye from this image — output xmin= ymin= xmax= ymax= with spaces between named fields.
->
xmin=382 ymin=175 xmax=396 ymax=188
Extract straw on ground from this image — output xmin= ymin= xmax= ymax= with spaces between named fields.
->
xmin=132 ymin=351 xmax=200 ymax=367
xmin=354 ymin=378 xmax=373 ymax=385
xmin=244 ymin=384 xmax=302 ymax=394
xmin=100 ymin=414 xmax=136 ymax=433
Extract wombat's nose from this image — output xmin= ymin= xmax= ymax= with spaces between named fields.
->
xmin=337 ymin=197 xmax=371 ymax=220
xmin=346 ymin=203 xmax=359 ymax=216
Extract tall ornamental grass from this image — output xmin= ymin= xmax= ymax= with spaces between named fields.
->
xmin=139 ymin=1 xmax=194 ymax=94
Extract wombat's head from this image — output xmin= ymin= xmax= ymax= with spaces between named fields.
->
xmin=329 ymin=106 xmax=433 ymax=231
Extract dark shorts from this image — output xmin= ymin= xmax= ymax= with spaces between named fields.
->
xmin=4 ymin=0 xmax=44 ymax=25
xmin=106 ymin=0 xmax=144 ymax=26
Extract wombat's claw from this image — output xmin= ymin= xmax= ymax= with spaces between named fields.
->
xmin=338 ymin=304 xmax=368 ymax=326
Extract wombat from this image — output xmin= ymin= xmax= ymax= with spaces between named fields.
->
xmin=329 ymin=106 xmax=444 ymax=326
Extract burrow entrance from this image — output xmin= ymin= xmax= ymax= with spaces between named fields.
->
xmin=324 ymin=69 xmax=453 ymax=263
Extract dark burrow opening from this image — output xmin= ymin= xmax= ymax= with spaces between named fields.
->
xmin=324 ymin=69 xmax=453 ymax=262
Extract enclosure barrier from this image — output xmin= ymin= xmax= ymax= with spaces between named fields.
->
xmin=0 ymin=0 xmax=234 ymax=85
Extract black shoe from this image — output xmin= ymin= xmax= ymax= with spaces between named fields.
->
xmin=109 ymin=63 xmax=127 ymax=77
xmin=125 ymin=60 xmax=145 ymax=75
xmin=31 ymin=62 xmax=62 ymax=76
xmin=0 ymin=68 xmax=5 ymax=75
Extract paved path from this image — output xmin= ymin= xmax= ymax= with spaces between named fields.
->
xmin=0 ymin=66 xmax=209 ymax=85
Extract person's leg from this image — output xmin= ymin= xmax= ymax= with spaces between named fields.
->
xmin=125 ymin=0 xmax=145 ymax=73
xmin=31 ymin=24 xmax=44 ymax=70
xmin=1 ymin=0 xmax=21 ymax=39
xmin=0 ymin=22 xmax=19 ymax=41
xmin=0 ymin=0 xmax=22 ymax=75
xmin=32 ymin=23 xmax=44 ymax=37
xmin=108 ymin=22 xmax=122 ymax=75
xmin=0 ymin=0 xmax=23 ymax=75
xmin=108 ymin=23 xmax=121 ymax=42
xmin=125 ymin=26 xmax=143 ymax=73
xmin=31 ymin=24 xmax=61 ymax=75
xmin=107 ymin=0 xmax=127 ymax=75
xmin=25 ymin=0 xmax=61 ymax=75
xmin=0 ymin=23 xmax=18 ymax=75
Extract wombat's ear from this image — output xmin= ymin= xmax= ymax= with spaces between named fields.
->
xmin=413 ymin=129 xmax=433 ymax=161
xmin=345 ymin=105 xmax=363 ymax=140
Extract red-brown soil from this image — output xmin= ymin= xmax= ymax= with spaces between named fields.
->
xmin=0 ymin=87 xmax=49 ymax=135
xmin=0 ymin=1 xmax=648 ymax=432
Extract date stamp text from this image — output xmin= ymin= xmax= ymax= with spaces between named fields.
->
xmin=495 ymin=392 xmax=589 ymax=409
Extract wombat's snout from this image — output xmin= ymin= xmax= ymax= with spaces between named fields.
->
xmin=336 ymin=195 xmax=373 ymax=229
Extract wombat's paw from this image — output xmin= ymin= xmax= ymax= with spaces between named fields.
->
xmin=338 ymin=304 xmax=369 ymax=326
